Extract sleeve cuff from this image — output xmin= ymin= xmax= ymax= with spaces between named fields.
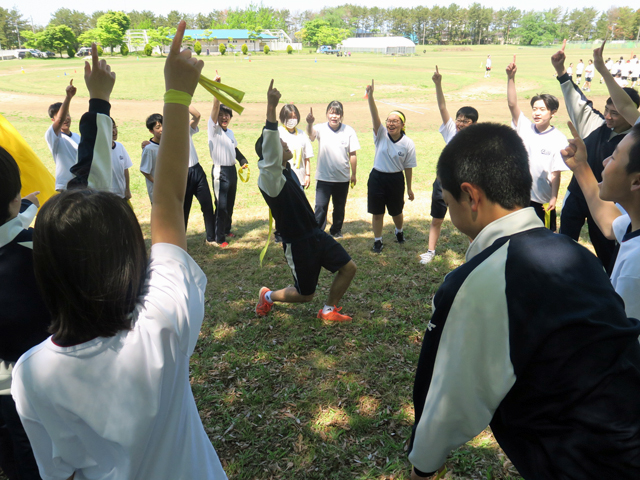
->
xmin=265 ymin=120 xmax=278 ymax=131
xmin=556 ymin=73 xmax=570 ymax=84
xmin=88 ymin=98 xmax=111 ymax=116
xmin=413 ymin=466 xmax=437 ymax=478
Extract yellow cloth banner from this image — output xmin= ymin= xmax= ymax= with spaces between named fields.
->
xmin=259 ymin=209 xmax=273 ymax=267
xmin=238 ymin=165 xmax=250 ymax=183
xmin=0 ymin=113 xmax=56 ymax=204
xmin=198 ymin=74 xmax=245 ymax=115
xmin=543 ymin=203 xmax=551 ymax=229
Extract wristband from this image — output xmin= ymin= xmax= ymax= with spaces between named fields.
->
xmin=164 ymin=89 xmax=192 ymax=106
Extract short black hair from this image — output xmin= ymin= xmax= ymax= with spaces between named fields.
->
xmin=456 ymin=107 xmax=479 ymax=123
xmin=48 ymin=102 xmax=62 ymax=119
xmin=146 ymin=113 xmax=163 ymax=131
xmin=437 ymin=123 xmax=532 ymax=209
xmin=626 ymin=124 xmax=640 ymax=174
xmin=0 ymin=146 xmax=21 ymax=225
xmin=530 ymin=94 xmax=559 ymax=113
xmin=326 ymin=100 xmax=344 ymax=117
xmin=33 ymin=189 xmax=148 ymax=344
xmin=279 ymin=103 xmax=301 ymax=124
xmin=606 ymin=88 xmax=640 ymax=109
xmin=219 ymin=104 xmax=233 ymax=118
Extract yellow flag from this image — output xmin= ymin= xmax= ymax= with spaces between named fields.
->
xmin=0 ymin=114 xmax=56 ymax=204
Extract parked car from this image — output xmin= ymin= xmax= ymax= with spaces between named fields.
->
xmin=76 ymin=47 xmax=91 ymax=57
xmin=44 ymin=51 xmax=56 ymax=58
xmin=317 ymin=45 xmax=340 ymax=55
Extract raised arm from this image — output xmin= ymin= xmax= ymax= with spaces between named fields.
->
xmin=52 ymin=80 xmax=76 ymax=136
xmin=306 ymin=107 xmax=317 ymax=141
xmin=209 ymin=70 xmax=221 ymax=124
xmin=366 ymin=79 xmax=382 ymax=134
xmin=189 ymin=104 xmax=201 ymax=130
xmin=432 ymin=66 xmax=450 ymax=125
xmin=560 ymin=121 xmax=621 ymax=239
xmin=506 ymin=56 xmax=522 ymax=125
xmin=594 ymin=40 xmax=640 ymax=126
xmin=152 ymin=21 xmax=204 ymax=249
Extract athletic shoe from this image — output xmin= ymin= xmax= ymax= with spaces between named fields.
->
xmin=420 ymin=250 xmax=436 ymax=264
xmin=226 ymin=233 xmax=236 ymax=238
xmin=317 ymin=306 xmax=351 ymax=322
xmin=219 ymin=242 xmax=229 ymax=248
xmin=331 ymin=231 xmax=343 ymax=239
xmin=372 ymin=240 xmax=383 ymax=253
xmin=256 ymin=287 xmax=273 ymax=316
xmin=395 ymin=231 xmax=405 ymax=244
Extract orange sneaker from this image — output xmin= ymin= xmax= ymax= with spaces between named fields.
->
xmin=219 ymin=242 xmax=229 ymax=248
xmin=256 ymin=287 xmax=273 ymax=317
xmin=317 ymin=306 xmax=351 ymax=322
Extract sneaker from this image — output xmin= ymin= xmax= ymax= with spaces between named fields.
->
xmin=226 ymin=233 xmax=236 ymax=238
xmin=317 ymin=306 xmax=351 ymax=322
xmin=219 ymin=241 xmax=229 ymax=248
xmin=256 ymin=287 xmax=273 ymax=317
xmin=372 ymin=240 xmax=383 ymax=253
xmin=395 ymin=231 xmax=405 ymax=244
xmin=420 ymin=251 xmax=436 ymax=264
xmin=331 ymin=231 xmax=343 ymax=239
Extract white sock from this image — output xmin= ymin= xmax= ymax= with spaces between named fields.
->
xmin=374 ymin=236 xmax=383 ymax=242
xmin=265 ymin=291 xmax=273 ymax=303
xmin=395 ymin=228 xmax=403 ymax=234
xmin=322 ymin=305 xmax=334 ymax=314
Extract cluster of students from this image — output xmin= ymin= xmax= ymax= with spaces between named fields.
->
xmin=2 ymin=25 xmax=640 ymax=479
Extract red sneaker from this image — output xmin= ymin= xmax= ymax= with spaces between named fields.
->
xmin=256 ymin=287 xmax=273 ymax=317
xmin=317 ymin=306 xmax=351 ymax=322
xmin=219 ymin=242 xmax=229 ymax=248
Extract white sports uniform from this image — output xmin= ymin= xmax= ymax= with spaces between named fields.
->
xmin=576 ymin=62 xmax=584 ymax=76
xmin=611 ymin=215 xmax=640 ymax=321
xmin=512 ymin=112 xmax=569 ymax=205
xmin=110 ymin=141 xmax=132 ymax=199
xmin=439 ymin=118 xmax=457 ymax=144
xmin=372 ymin=123 xmax=417 ymax=172
xmin=313 ymin=122 xmax=361 ymax=183
xmin=11 ymin=243 xmax=228 ymax=480
xmin=207 ymin=118 xmax=237 ymax=166
xmin=45 ymin=125 xmax=80 ymax=191
xmin=278 ymin=126 xmax=314 ymax=185
xmin=584 ymin=64 xmax=595 ymax=80
xmin=140 ymin=140 xmax=160 ymax=202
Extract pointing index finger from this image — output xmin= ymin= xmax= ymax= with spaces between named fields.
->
xmin=561 ymin=39 xmax=566 ymax=52
xmin=269 ymin=79 xmax=274 ymax=91
xmin=435 ymin=65 xmax=439 ymax=74
xmin=170 ymin=21 xmax=185 ymax=55
xmin=567 ymin=120 xmax=579 ymax=139
xmin=513 ymin=54 xmax=516 ymax=64
xmin=91 ymin=43 xmax=99 ymax=69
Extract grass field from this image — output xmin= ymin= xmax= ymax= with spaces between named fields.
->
xmin=1 ymin=44 xmax=630 ymax=479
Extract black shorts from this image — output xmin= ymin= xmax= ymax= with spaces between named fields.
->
xmin=367 ymin=168 xmax=405 ymax=216
xmin=576 ymin=74 xmax=582 ymax=79
xmin=632 ymin=77 xmax=638 ymax=82
xmin=283 ymin=229 xmax=352 ymax=296
xmin=585 ymin=77 xmax=592 ymax=82
xmin=430 ymin=179 xmax=447 ymax=219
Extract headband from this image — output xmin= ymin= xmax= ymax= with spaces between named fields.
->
xmin=388 ymin=111 xmax=406 ymax=132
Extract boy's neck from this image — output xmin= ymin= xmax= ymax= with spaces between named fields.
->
xmin=535 ymin=122 xmax=552 ymax=133
xmin=152 ymin=136 xmax=161 ymax=144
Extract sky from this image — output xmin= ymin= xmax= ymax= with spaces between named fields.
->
xmin=3 ymin=0 xmax=638 ymax=29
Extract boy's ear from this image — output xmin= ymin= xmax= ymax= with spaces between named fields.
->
xmin=630 ymin=173 xmax=640 ymax=192
xmin=460 ymin=182 xmax=483 ymax=212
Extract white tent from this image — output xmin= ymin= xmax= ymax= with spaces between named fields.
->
xmin=340 ymin=37 xmax=415 ymax=55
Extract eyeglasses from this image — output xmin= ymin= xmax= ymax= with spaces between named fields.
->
xmin=218 ymin=113 xmax=231 ymax=119
xmin=386 ymin=119 xmax=402 ymax=125
xmin=455 ymin=118 xmax=472 ymax=125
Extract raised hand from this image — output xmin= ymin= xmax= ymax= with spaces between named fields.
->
xmin=551 ymin=39 xmax=567 ymax=75
xmin=23 ymin=191 xmax=40 ymax=208
xmin=164 ymin=21 xmax=203 ymax=96
xmin=66 ymin=79 xmax=77 ymax=98
xmin=84 ymin=43 xmax=116 ymax=102
xmin=306 ymin=107 xmax=315 ymax=125
xmin=267 ymin=79 xmax=281 ymax=107
xmin=432 ymin=65 xmax=442 ymax=84
xmin=560 ymin=121 xmax=588 ymax=171
xmin=366 ymin=79 xmax=374 ymax=97
xmin=506 ymin=55 xmax=517 ymax=79
xmin=214 ymin=69 xmax=221 ymax=83
xmin=593 ymin=39 xmax=606 ymax=73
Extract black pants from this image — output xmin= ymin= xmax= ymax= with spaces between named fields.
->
xmin=184 ymin=163 xmax=215 ymax=242
xmin=560 ymin=191 xmax=617 ymax=274
xmin=315 ymin=180 xmax=349 ymax=235
xmin=0 ymin=395 xmax=41 ymax=480
xmin=530 ymin=201 xmax=557 ymax=232
xmin=211 ymin=164 xmax=238 ymax=243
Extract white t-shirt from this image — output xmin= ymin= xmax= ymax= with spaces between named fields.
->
xmin=585 ymin=64 xmax=595 ymax=78
xmin=189 ymin=126 xmax=200 ymax=168
xmin=611 ymin=215 xmax=640 ymax=321
xmin=486 ymin=58 xmax=492 ymax=68
xmin=140 ymin=141 xmax=160 ymax=202
xmin=372 ymin=123 xmax=417 ymax=173
xmin=313 ymin=122 xmax=361 ymax=183
xmin=576 ymin=62 xmax=584 ymax=75
xmin=632 ymin=62 xmax=640 ymax=77
xmin=278 ymin=125 xmax=314 ymax=185
xmin=513 ymin=112 xmax=569 ymax=204
xmin=11 ymin=243 xmax=227 ymax=480
xmin=45 ymin=125 xmax=80 ymax=190
xmin=110 ymin=142 xmax=132 ymax=198
xmin=207 ymin=118 xmax=237 ymax=166
xmin=606 ymin=60 xmax=614 ymax=72
xmin=439 ymin=118 xmax=457 ymax=144
xmin=567 ymin=66 xmax=573 ymax=76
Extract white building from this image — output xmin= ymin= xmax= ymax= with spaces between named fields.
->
xmin=340 ymin=37 xmax=416 ymax=55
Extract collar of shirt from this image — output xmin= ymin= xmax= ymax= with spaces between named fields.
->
xmin=466 ymin=207 xmax=543 ymax=261
xmin=0 ymin=203 xmax=37 ymax=248
xmin=609 ymin=127 xmax=632 ymax=140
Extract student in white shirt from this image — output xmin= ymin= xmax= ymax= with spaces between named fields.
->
xmin=109 ymin=119 xmax=132 ymax=200
xmin=12 ymin=31 xmax=228 ymax=480
xmin=484 ymin=55 xmax=492 ymax=78
xmin=582 ymin=59 xmax=595 ymax=91
xmin=365 ymin=79 xmax=416 ymax=253
xmin=140 ymin=113 xmax=162 ymax=203
xmin=45 ymin=80 xmax=80 ymax=191
xmin=506 ymin=55 xmax=568 ymax=231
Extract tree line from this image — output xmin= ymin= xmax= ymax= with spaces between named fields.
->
xmin=1 ymin=4 xmax=638 ymax=55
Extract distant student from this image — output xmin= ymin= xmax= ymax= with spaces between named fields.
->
xmin=306 ymin=101 xmax=361 ymax=238
xmin=255 ymin=80 xmax=356 ymax=322
xmin=11 ymin=30 xmax=228 ymax=479
xmin=421 ymin=66 xmax=478 ymax=264
xmin=582 ymin=59 xmax=595 ymax=91
xmin=140 ymin=113 xmax=162 ymax=203
xmin=484 ymin=55 xmax=492 ymax=78
xmin=0 ymin=149 xmax=50 ymax=480
xmin=365 ymin=79 xmax=416 ymax=253
xmin=208 ymin=72 xmax=247 ymax=247
xmin=506 ymin=55 xmax=568 ymax=231
xmin=110 ymin=119 xmax=132 ymax=200
xmin=278 ymin=103 xmax=313 ymax=189
xmin=576 ymin=59 xmax=584 ymax=81
xmin=567 ymin=62 xmax=573 ymax=78
xmin=45 ymin=79 xmax=79 ymax=191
